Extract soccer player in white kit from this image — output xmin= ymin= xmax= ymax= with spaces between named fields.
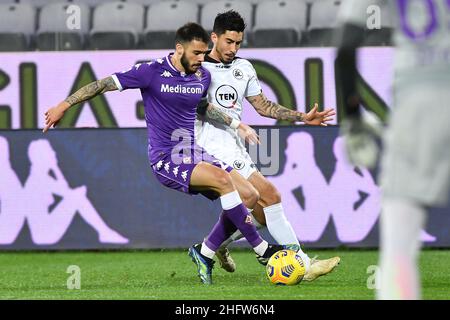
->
xmin=337 ymin=0 xmax=450 ymax=299
xmin=195 ymin=10 xmax=340 ymax=281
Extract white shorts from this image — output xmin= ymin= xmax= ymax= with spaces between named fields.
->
xmin=196 ymin=120 xmax=258 ymax=180
xmin=203 ymin=142 xmax=258 ymax=180
xmin=380 ymin=82 xmax=450 ymax=206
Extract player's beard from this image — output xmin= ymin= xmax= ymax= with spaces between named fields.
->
xmin=217 ymin=46 xmax=233 ymax=64
xmin=181 ymin=53 xmax=198 ymax=74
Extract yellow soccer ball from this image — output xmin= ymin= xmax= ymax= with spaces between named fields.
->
xmin=266 ymin=249 xmax=306 ymax=285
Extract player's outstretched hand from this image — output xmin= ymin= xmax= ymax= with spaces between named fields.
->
xmin=43 ymin=102 xmax=69 ymax=133
xmin=304 ymin=103 xmax=336 ymax=126
xmin=238 ymin=123 xmax=260 ymax=145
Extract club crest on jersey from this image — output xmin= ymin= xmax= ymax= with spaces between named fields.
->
xmin=233 ymin=68 xmax=243 ymax=80
xmin=195 ymin=70 xmax=202 ymax=80
xmin=233 ymin=160 xmax=245 ymax=170
xmin=215 ymin=84 xmax=238 ymax=109
xmin=245 ymin=215 xmax=253 ymax=224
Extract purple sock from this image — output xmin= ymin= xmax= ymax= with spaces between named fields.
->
xmin=223 ymin=203 xmax=263 ymax=248
xmin=204 ymin=211 xmax=237 ymax=252
xmin=205 ymin=204 xmax=264 ymax=252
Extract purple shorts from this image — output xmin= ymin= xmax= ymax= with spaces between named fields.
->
xmin=151 ymin=146 xmax=233 ymax=199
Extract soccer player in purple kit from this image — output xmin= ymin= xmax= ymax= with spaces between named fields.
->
xmin=43 ymin=23 xmax=290 ymax=285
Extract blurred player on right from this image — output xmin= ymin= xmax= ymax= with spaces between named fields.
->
xmin=336 ymin=0 xmax=450 ymax=299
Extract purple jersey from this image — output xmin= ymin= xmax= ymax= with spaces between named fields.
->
xmin=112 ymin=54 xmax=211 ymax=164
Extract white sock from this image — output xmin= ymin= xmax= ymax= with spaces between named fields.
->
xmin=263 ymin=203 xmax=298 ymax=244
xmin=220 ymin=190 xmax=242 ymax=210
xmin=253 ymin=240 xmax=269 ymax=256
xmin=200 ymin=242 xmax=216 ymax=259
xmin=220 ymin=209 xmax=263 ymax=248
xmin=264 ymin=203 xmax=311 ymax=270
xmin=377 ymin=198 xmax=425 ymax=300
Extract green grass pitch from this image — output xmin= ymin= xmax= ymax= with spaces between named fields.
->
xmin=0 ymin=249 xmax=448 ymax=300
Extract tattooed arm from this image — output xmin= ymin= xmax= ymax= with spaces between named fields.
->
xmin=197 ymin=100 xmax=260 ymax=144
xmin=203 ymin=103 xmax=234 ymax=126
xmin=196 ymin=96 xmax=235 ymax=126
xmin=43 ymin=76 xmax=118 ymax=133
xmin=246 ymin=93 xmax=336 ymax=126
xmin=246 ymin=92 xmax=304 ymax=122
xmin=64 ymin=76 xmax=118 ymax=106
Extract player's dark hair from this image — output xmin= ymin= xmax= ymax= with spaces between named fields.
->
xmin=213 ymin=10 xmax=246 ymax=35
xmin=175 ymin=22 xmax=209 ymax=44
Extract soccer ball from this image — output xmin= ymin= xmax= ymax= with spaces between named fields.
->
xmin=266 ymin=250 xmax=306 ymax=285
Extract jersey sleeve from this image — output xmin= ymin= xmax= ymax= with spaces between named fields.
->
xmin=245 ymin=64 xmax=262 ymax=97
xmin=112 ymin=62 xmax=155 ymax=91
xmin=201 ymin=68 xmax=211 ymax=98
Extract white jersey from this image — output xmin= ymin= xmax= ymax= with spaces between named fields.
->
xmin=195 ymin=54 xmax=262 ymax=178
xmin=338 ymin=0 xmax=450 ymax=88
